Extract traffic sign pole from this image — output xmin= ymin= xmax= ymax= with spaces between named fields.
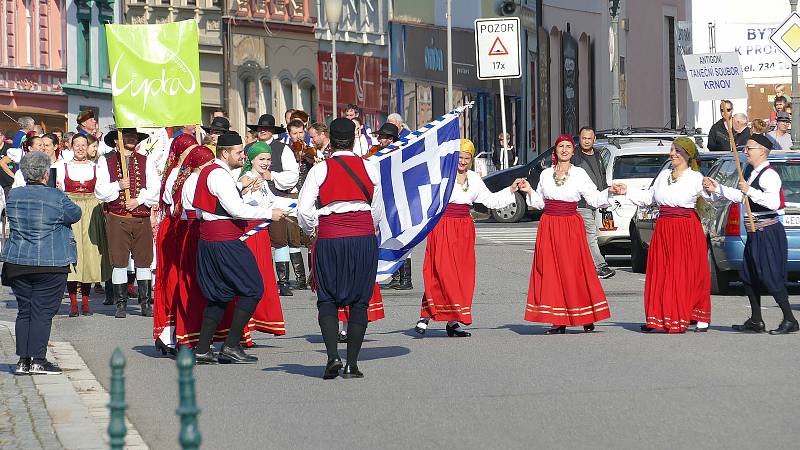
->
xmin=499 ymin=80 xmax=508 ymax=169
xmin=792 ymin=0 xmax=800 ymax=150
xmin=770 ymin=7 xmax=800 ymax=148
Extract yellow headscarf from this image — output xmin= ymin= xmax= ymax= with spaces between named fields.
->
xmin=673 ymin=137 xmax=700 ymax=171
xmin=460 ymin=139 xmax=475 ymax=156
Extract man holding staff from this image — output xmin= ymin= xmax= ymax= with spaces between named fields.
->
xmin=95 ymin=128 xmax=160 ymax=318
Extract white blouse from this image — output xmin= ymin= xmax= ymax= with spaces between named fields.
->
xmin=451 ymin=170 xmax=516 ymax=209
xmin=58 ymin=160 xmax=96 ymax=187
xmin=161 ymin=167 xmax=179 ymax=215
xmin=525 ymin=166 xmax=611 ymax=209
xmin=712 ymin=161 xmax=783 ymax=215
xmin=181 ymin=173 xmax=199 ymax=214
xmin=240 ymin=170 xmax=296 ymax=216
xmin=626 ymin=169 xmax=710 ymax=208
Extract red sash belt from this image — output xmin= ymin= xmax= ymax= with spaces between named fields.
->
xmin=184 ymin=210 xmax=197 ymax=220
xmin=544 ymin=200 xmax=578 ymax=216
xmin=443 ymin=203 xmax=471 ymax=218
xmin=659 ymin=206 xmax=695 ymax=218
xmin=199 ymin=219 xmax=247 ymax=241
xmin=318 ymin=211 xmax=374 ymax=238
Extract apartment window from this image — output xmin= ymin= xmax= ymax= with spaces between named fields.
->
xmin=77 ymin=18 xmax=91 ymax=79
xmin=186 ymin=0 xmax=196 ymax=6
xmin=261 ymin=79 xmax=273 ymax=115
xmin=98 ymin=13 xmax=111 ymax=79
xmin=665 ymin=16 xmax=677 ymax=128
xmin=299 ymin=81 xmax=316 ymax=121
xmin=281 ymin=79 xmax=293 ymax=114
xmin=24 ymin=0 xmax=33 ymax=66
xmin=212 ymin=0 xmax=222 ymax=8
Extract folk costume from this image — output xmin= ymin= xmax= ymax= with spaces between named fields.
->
xmin=239 ymin=142 xmax=286 ymax=336
xmin=174 ymin=147 xmax=257 ymax=349
xmin=59 ymin=158 xmax=110 ymax=317
xmin=153 ymin=135 xmax=198 ymax=354
xmin=626 ymin=137 xmax=712 ymax=333
xmin=297 ymin=118 xmax=382 ymax=379
xmin=247 ymin=114 xmax=299 ymax=297
xmin=287 ymin=130 xmax=316 ymax=293
xmin=710 ymin=134 xmax=798 ymax=334
xmin=95 ymin=128 xmax=159 ymax=319
xmin=416 ymin=139 xmax=516 ymax=337
xmin=192 ymin=132 xmax=275 ymax=364
xmin=523 ymin=135 xmax=612 ymax=333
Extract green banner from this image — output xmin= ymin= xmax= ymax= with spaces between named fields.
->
xmin=106 ymin=20 xmax=202 ymax=128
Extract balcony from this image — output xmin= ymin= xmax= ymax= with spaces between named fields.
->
xmin=233 ymin=0 xmax=314 ymax=24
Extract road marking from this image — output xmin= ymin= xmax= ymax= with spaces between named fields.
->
xmin=475 ymin=226 xmax=537 ymax=246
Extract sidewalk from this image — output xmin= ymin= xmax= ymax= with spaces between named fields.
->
xmin=0 ymin=321 xmax=148 ymax=450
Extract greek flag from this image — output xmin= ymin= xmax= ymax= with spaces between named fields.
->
xmin=369 ymin=111 xmax=462 ymax=282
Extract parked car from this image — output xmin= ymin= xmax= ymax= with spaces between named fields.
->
xmin=629 ymin=153 xmax=725 ymax=273
xmin=629 ymin=151 xmax=800 ymax=294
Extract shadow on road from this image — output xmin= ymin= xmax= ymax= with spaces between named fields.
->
xmin=313 ymin=345 xmax=410 ymax=361
xmin=262 ymin=363 xmax=323 ymax=378
xmin=494 ymin=323 xmax=549 ymax=335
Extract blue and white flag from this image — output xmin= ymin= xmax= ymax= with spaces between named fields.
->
xmin=369 ymin=111 xmax=462 ymax=282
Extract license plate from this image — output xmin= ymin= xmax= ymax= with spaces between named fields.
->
xmin=784 ymin=215 xmax=800 ymax=227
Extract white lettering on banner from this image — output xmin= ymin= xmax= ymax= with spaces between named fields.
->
xmin=111 ymin=48 xmax=197 ymax=109
xmin=683 ymin=52 xmax=748 ymax=101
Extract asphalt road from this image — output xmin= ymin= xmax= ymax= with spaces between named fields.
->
xmin=4 ymin=220 xmax=800 ymax=449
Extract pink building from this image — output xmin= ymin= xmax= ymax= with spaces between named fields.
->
xmin=0 ymin=0 xmax=67 ymax=132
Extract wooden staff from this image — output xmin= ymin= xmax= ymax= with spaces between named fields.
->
xmin=195 ymin=125 xmax=202 ymax=145
xmin=117 ymin=129 xmax=131 ymax=202
xmin=725 ymin=112 xmax=755 ymax=232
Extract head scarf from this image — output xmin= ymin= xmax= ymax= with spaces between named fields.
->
xmin=159 ymin=134 xmax=199 ymax=213
xmin=459 ymin=139 xmax=476 ymax=156
xmin=170 ymin=146 xmax=215 ymax=218
xmin=551 ymin=134 xmax=576 ymax=165
xmin=242 ymin=141 xmax=272 ymax=174
xmin=672 ymin=137 xmax=700 ymax=171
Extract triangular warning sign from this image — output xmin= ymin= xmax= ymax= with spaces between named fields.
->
xmin=488 ymin=37 xmax=509 ymax=56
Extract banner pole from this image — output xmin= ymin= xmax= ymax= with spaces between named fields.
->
xmin=118 ymin=129 xmax=131 ymax=202
xmin=725 ymin=113 xmax=754 ymax=232
xmin=195 ymin=126 xmax=202 ymax=145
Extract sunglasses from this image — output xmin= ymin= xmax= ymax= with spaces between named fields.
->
xmin=721 ymin=108 xmax=733 ymax=112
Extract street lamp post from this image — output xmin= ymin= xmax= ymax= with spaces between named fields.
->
xmin=791 ymin=0 xmax=800 ymax=149
xmin=610 ymin=0 xmax=621 ymax=130
xmin=324 ymin=0 xmax=343 ymax=119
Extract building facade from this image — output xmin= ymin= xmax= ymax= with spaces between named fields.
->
xmin=63 ymin=0 xmax=120 ymax=136
xmin=316 ymin=0 xmax=390 ymax=129
xmin=124 ymin=0 xmax=225 ymax=125
xmin=0 ymin=0 xmax=68 ymax=132
xmin=226 ymin=0 xmax=317 ymax=134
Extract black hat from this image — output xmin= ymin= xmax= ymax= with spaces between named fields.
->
xmin=750 ymin=133 xmax=774 ymax=151
xmin=776 ymin=111 xmax=791 ymax=122
xmin=329 ymin=118 xmax=356 ymax=140
xmin=216 ymin=131 xmax=243 ymax=147
xmin=104 ymin=128 xmax=149 ymax=148
xmin=373 ymin=122 xmax=400 ymax=141
xmin=246 ymin=114 xmax=286 ymax=134
xmin=201 ymin=117 xmax=231 ymax=134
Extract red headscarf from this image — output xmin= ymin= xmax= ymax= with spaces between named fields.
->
xmin=170 ymin=146 xmax=215 ymax=218
xmin=159 ymin=134 xmax=199 ymax=213
xmin=551 ymin=134 xmax=576 ymax=165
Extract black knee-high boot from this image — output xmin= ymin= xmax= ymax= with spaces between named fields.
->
xmin=771 ymin=288 xmax=796 ymax=323
xmin=744 ymin=284 xmax=763 ymax=322
xmin=319 ymin=314 xmax=340 ymax=362
xmin=196 ymin=302 xmax=226 ymax=355
xmin=346 ymin=321 xmax=367 ymax=366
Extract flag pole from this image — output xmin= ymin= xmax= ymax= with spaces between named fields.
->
xmin=725 ymin=112 xmax=754 ymax=232
xmin=117 ymin=129 xmax=131 ymax=202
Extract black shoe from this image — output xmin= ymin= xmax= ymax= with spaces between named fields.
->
xmin=194 ymin=350 xmax=218 ymax=365
xmin=323 ymin=358 xmax=343 ymax=380
xmin=769 ymin=319 xmax=800 ymax=335
xmin=544 ymin=325 xmax=566 ymax=335
xmin=13 ymin=357 xmax=31 ymax=375
xmin=276 ymin=262 xmax=293 ymax=297
xmin=414 ymin=318 xmax=429 ymax=335
xmin=155 ymin=338 xmax=176 ymax=356
xmin=112 ymin=284 xmax=127 ymax=318
xmin=395 ymin=259 xmax=413 ymax=290
xmin=115 ymin=301 xmax=127 ymax=319
xmin=640 ymin=324 xmax=655 ymax=333
xmin=337 ymin=330 xmax=348 ymax=343
xmin=290 ymin=253 xmax=308 ymax=290
xmin=583 ymin=324 xmax=595 ymax=333
xmin=29 ymin=359 xmax=62 ymax=375
xmin=341 ymin=364 xmax=364 ymax=379
xmin=68 ymin=309 xmax=79 ymax=318
xmin=380 ymin=270 xmax=401 ymax=289
xmin=446 ymin=323 xmax=471 ymax=337
xmin=218 ymin=345 xmax=257 ymax=363
xmin=597 ymin=266 xmax=616 ymax=279
xmin=732 ymin=319 xmax=766 ymax=333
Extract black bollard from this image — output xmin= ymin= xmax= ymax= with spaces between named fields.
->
xmin=176 ymin=347 xmax=201 ymax=449
xmin=108 ymin=348 xmax=127 ymax=450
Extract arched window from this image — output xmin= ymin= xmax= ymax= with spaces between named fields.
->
xmin=261 ymin=78 xmax=273 ymax=116
xmin=298 ymin=79 xmax=316 ymax=121
xmin=281 ymin=79 xmax=293 ymax=115
xmin=241 ymin=76 xmax=258 ymax=125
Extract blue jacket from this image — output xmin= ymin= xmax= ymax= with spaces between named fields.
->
xmin=1 ymin=184 xmax=81 ymax=267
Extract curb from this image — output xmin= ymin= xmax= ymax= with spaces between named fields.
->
xmin=0 ymin=321 xmax=148 ymax=450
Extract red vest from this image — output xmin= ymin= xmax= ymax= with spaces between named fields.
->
xmin=64 ymin=164 xmax=97 ymax=194
xmin=104 ymin=152 xmax=150 ymax=217
xmin=193 ymin=164 xmax=246 ymax=241
xmin=318 ymin=156 xmax=374 ymax=207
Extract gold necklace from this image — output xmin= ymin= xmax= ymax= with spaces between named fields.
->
xmin=458 ymin=173 xmax=469 ymax=192
xmin=668 ymin=168 xmax=683 ymax=185
xmin=553 ymin=165 xmax=570 ymax=186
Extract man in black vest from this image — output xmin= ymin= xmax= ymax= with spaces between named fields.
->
xmin=246 ymin=114 xmax=299 ymax=296
xmin=571 ymin=126 xmax=615 ymax=279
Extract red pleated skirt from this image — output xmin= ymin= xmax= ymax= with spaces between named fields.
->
xmin=524 ymin=213 xmax=611 ymax=325
xmin=421 ymin=214 xmax=475 ymax=325
xmin=338 ymin=284 xmax=385 ymax=322
xmin=643 ymin=213 xmax=711 ymax=332
xmin=174 ymin=218 xmax=255 ymax=347
xmin=153 ymin=215 xmax=185 ymax=341
xmin=245 ymin=221 xmax=286 ymax=335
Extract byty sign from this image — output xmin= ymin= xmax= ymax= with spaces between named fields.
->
xmin=474 ymin=17 xmax=521 ymax=79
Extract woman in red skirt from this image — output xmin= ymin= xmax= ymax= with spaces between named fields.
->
xmin=153 ymin=134 xmax=198 ymax=355
xmin=618 ymin=137 xmax=711 ymax=333
xmin=518 ymin=135 xmax=617 ymax=334
xmin=173 ymin=147 xmax=257 ymax=348
xmin=414 ymin=139 xmax=523 ymax=337
xmin=238 ymin=141 xmax=287 ymax=337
